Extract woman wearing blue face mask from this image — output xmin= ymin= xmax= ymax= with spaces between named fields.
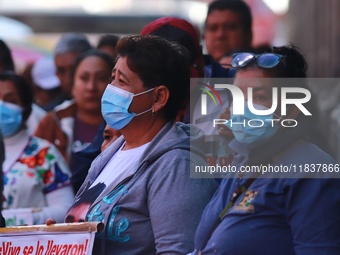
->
xmin=191 ymin=46 xmax=340 ymax=255
xmin=0 ymin=72 xmax=74 ymax=225
xmin=64 ymin=35 xmax=216 ymax=255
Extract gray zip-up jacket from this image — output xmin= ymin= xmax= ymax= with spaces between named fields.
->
xmin=70 ymin=121 xmax=216 ymax=255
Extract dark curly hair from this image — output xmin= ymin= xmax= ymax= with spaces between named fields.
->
xmin=271 ymin=45 xmax=308 ymax=78
xmin=235 ymin=45 xmax=308 ymax=78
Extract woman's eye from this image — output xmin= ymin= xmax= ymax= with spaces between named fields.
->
xmin=254 ymin=95 xmax=267 ymax=101
xmin=6 ymin=99 xmax=19 ymax=105
xmin=78 ymin=75 xmax=89 ymax=82
xmin=3 ymin=95 xmax=20 ymax=105
xmin=104 ymin=135 xmax=112 ymax=141
xmin=111 ymin=76 xmax=125 ymax=84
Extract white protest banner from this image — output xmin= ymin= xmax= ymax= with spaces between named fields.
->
xmin=0 ymin=222 xmax=103 ymax=255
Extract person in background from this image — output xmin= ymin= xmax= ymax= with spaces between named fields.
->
xmin=0 ymin=72 xmax=74 ymax=224
xmin=31 ymin=57 xmax=65 ymax=111
xmin=0 ymin=39 xmax=46 ymax=135
xmin=140 ymin=17 xmax=235 ymax=82
xmin=65 ymin=35 xmax=120 ymax=192
xmin=69 ymin=118 xmax=121 ymax=194
xmin=101 ymin=124 xmax=121 ymax=152
xmin=97 ymin=34 xmax=120 ymax=59
xmin=141 ymin=17 xmax=202 ymax=122
xmin=69 ymin=121 xmax=106 ymax=194
xmin=203 ymin=0 xmax=253 ymax=62
xmin=53 ymin=32 xmax=93 ymax=102
xmin=64 ymin=35 xmax=216 ymax=254
xmin=69 ymin=34 xmax=120 ymax=193
xmin=34 ymin=50 xmax=114 ymax=165
xmin=141 ymin=17 xmax=205 ymax=79
xmin=69 ymin=33 xmax=120 ymax=193
xmin=192 ymin=46 xmax=340 ymax=255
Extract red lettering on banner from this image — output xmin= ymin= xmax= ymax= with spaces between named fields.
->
xmin=44 ymin=239 xmax=89 ymax=255
xmin=2 ymin=242 xmax=20 ymax=255
xmin=23 ymin=245 xmax=34 ymax=255
xmin=35 ymin=241 xmax=44 ymax=255
xmin=45 ymin=240 xmax=53 ymax=255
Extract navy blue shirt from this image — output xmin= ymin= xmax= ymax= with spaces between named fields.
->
xmin=194 ymin=123 xmax=340 ymax=255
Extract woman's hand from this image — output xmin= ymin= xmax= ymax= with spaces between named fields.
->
xmin=46 ymin=218 xmax=56 ymax=225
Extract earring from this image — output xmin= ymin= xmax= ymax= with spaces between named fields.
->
xmin=152 ymin=108 xmax=157 ymax=116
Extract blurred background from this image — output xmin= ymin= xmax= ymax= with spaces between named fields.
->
xmin=0 ymin=0 xmax=339 ymax=160
xmin=1 ymin=0 xmax=338 ymax=76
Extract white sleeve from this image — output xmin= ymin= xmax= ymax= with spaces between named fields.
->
xmin=33 ymin=185 xmax=75 ymax=224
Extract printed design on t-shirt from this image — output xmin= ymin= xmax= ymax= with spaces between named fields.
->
xmin=18 ymin=147 xmax=48 ymax=168
xmin=65 ymin=182 xmax=106 ymax=223
xmin=42 ymin=162 xmax=70 ymax=193
xmin=86 ymin=184 xmax=131 ymax=243
xmin=233 ymin=190 xmax=258 ymax=212
xmin=17 ymin=139 xmax=70 ymax=191
xmin=4 ymin=137 xmax=72 ymax=208
xmin=107 ymin=205 xmax=130 ymax=242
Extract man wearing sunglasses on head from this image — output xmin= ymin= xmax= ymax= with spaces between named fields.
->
xmin=190 ymin=45 xmax=340 ymax=255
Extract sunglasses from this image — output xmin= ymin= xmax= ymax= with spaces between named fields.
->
xmin=231 ymin=52 xmax=284 ymax=69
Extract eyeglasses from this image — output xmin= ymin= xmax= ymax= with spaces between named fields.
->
xmin=231 ymin=52 xmax=284 ymax=69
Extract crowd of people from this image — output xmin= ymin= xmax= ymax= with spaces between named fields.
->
xmin=0 ymin=0 xmax=339 ymax=254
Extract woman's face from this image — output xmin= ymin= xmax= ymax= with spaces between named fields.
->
xmin=0 ymin=80 xmax=23 ymax=107
xmin=55 ymin=51 xmax=80 ymax=98
xmin=234 ymin=67 xmax=275 ymax=110
xmin=101 ymin=124 xmax=120 ymax=151
xmin=72 ymin=56 xmax=111 ymax=113
xmin=110 ymin=57 xmax=154 ymax=116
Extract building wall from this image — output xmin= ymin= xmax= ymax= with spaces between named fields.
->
xmin=288 ymin=0 xmax=340 ymax=77
xmin=288 ymin=0 xmax=340 ymax=161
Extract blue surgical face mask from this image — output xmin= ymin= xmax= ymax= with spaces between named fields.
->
xmin=0 ymin=100 xmax=23 ymax=138
xmin=226 ymin=101 xmax=281 ymax=146
xmin=101 ymin=84 xmax=155 ymax=130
